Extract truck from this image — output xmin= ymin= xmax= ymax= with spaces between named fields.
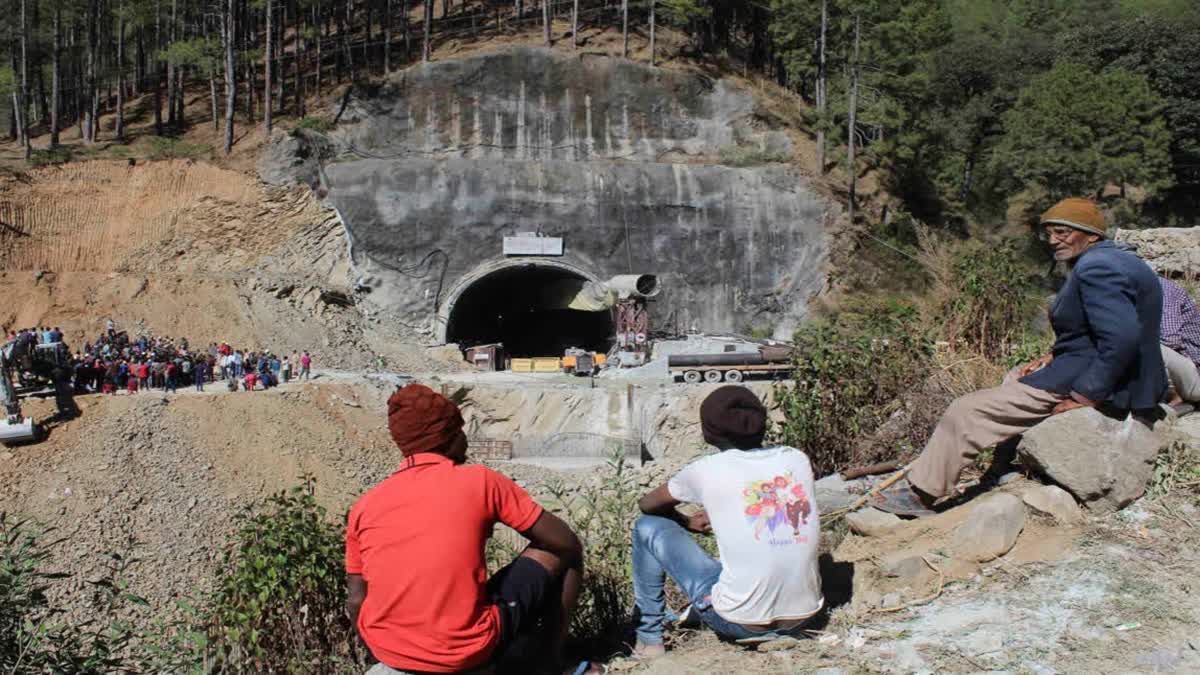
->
xmin=668 ymin=345 xmax=793 ymax=384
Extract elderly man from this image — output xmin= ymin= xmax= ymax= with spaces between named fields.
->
xmin=879 ymin=198 xmax=1167 ymax=516
xmin=631 ymin=386 xmax=823 ymax=656
xmin=1160 ymin=276 xmax=1200 ymax=406
xmin=345 ymin=384 xmax=599 ymax=675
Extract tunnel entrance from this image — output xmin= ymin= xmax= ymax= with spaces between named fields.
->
xmin=444 ymin=264 xmax=615 ymax=358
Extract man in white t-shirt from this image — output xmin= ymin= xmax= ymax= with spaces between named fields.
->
xmin=631 ymin=386 xmax=823 ymax=656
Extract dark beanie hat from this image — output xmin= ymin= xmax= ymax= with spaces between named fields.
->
xmin=700 ymin=385 xmax=767 ymax=449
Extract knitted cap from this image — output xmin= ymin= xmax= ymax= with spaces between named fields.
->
xmin=1040 ymin=198 xmax=1106 ymax=239
xmin=387 ymin=384 xmax=465 ymax=457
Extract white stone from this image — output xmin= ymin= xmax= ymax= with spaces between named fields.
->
xmin=1022 ymin=485 xmax=1084 ymax=524
xmin=845 ymin=507 xmax=903 ymax=537
xmin=952 ymin=493 xmax=1026 ymax=562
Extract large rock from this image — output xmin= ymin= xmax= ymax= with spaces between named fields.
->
xmin=257 ymin=128 xmax=334 ymax=188
xmin=1016 ymin=407 xmax=1166 ymax=513
xmin=1114 ymin=227 xmax=1200 ymax=277
xmin=952 ymin=493 xmax=1026 ymax=562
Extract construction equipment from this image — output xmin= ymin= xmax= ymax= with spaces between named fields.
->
xmin=669 ymin=344 xmax=795 ymax=383
xmin=1 ymin=334 xmax=73 ymax=445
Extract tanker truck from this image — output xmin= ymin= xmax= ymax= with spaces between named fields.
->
xmin=668 ymin=344 xmax=794 ymax=383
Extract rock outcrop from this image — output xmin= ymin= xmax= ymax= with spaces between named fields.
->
xmin=1016 ymin=407 xmax=1166 ymax=513
xmin=1114 ymin=227 xmax=1200 ymax=277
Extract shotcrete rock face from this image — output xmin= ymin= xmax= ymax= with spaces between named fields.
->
xmin=313 ymin=47 xmax=833 ymax=347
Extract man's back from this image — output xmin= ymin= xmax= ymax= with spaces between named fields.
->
xmin=346 ymin=454 xmax=543 ymax=672
xmin=1022 ymin=241 xmax=1166 ymax=410
xmin=667 ymin=447 xmax=822 ymax=624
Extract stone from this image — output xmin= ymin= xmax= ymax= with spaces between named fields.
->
xmin=1114 ymin=227 xmax=1200 ymax=277
xmin=845 ymin=507 xmax=903 ymax=537
xmin=952 ymin=493 xmax=1026 ymax=562
xmin=1017 ymin=407 xmax=1166 ymax=513
xmin=880 ymin=593 xmax=903 ymax=610
xmin=257 ymin=128 xmax=334 ymax=188
xmin=758 ymin=637 xmax=804 ymax=652
xmin=1022 ymin=485 xmax=1084 ymax=524
xmin=879 ymin=552 xmax=928 ymax=579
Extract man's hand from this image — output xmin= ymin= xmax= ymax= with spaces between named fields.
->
xmin=685 ymin=510 xmax=711 ymax=534
xmin=1019 ymin=353 xmax=1054 ymax=378
xmin=1052 ymin=392 xmax=1098 ymax=415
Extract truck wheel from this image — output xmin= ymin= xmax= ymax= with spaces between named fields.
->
xmin=703 ymin=370 xmax=723 ymax=383
xmin=684 ymin=370 xmax=702 ymax=384
xmin=724 ymin=370 xmax=744 ymax=383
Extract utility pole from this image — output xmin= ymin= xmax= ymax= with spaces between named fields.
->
xmin=846 ymin=14 xmax=860 ymax=223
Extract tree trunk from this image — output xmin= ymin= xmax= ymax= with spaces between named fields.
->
xmin=542 ymin=0 xmax=550 ymax=45
xmin=167 ymin=0 xmax=177 ymax=126
xmin=344 ymin=0 xmax=353 ymax=74
xmin=20 ymin=0 xmax=28 ymax=158
xmin=422 ymin=0 xmax=432 ymax=62
xmin=621 ymin=0 xmax=628 ymax=58
xmin=846 ymin=15 xmax=860 ymax=224
xmin=50 ymin=3 xmax=61 ymax=146
xmin=384 ymin=0 xmax=392 ymax=72
xmin=116 ymin=0 xmax=126 ymax=141
xmin=402 ymin=0 xmax=410 ymax=58
xmin=816 ymin=0 xmax=827 ymax=173
xmin=265 ymin=0 xmax=273 ymax=133
xmin=223 ymin=0 xmax=236 ymax=155
xmin=649 ymin=0 xmax=655 ymax=65
xmin=315 ymin=0 xmax=323 ymax=95
xmin=294 ymin=3 xmax=304 ymax=117
xmin=572 ymin=0 xmax=578 ymax=48
xmin=276 ymin=1 xmax=285 ymax=112
xmin=154 ymin=0 xmax=163 ymax=135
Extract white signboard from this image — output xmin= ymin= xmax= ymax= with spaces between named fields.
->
xmin=503 ymin=235 xmax=564 ymax=256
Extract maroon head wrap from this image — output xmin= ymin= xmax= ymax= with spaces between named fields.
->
xmin=387 ymin=384 xmax=465 ymax=457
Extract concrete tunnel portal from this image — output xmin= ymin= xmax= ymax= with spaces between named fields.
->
xmin=443 ymin=263 xmax=616 ymax=358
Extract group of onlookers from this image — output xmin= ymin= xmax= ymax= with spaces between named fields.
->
xmin=6 ymin=320 xmax=314 ymax=396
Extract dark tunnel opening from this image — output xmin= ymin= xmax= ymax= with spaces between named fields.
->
xmin=445 ymin=266 xmax=615 ymax=358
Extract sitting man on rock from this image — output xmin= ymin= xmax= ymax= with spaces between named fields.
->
xmin=345 ymin=384 xmax=599 ymax=675
xmin=631 ymin=386 xmax=823 ymax=657
xmin=878 ymin=197 xmax=1167 ymax=516
xmin=1159 ymin=275 xmax=1200 ymax=409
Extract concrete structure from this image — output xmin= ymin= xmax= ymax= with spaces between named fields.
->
xmin=268 ymin=48 xmax=836 ymax=352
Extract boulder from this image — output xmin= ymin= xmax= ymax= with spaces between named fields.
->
xmin=952 ymin=493 xmax=1026 ymax=562
xmin=845 ymin=507 xmax=903 ymax=537
xmin=1114 ymin=227 xmax=1200 ymax=277
xmin=257 ymin=128 xmax=334 ymax=188
xmin=1016 ymin=407 xmax=1166 ymax=513
xmin=1022 ymin=485 xmax=1084 ymax=524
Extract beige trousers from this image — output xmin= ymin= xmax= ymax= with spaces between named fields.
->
xmin=1162 ymin=345 xmax=1200 ymax=403
xmin=907 ymin=380 xmax=1065 ymax=498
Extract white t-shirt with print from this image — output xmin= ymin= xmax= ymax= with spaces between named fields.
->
xmin=667 ymin=446 xmax=823 ymax=625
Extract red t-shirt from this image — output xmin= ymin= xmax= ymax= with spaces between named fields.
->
xmin=345 ymin=454 xmax=543 ymax=672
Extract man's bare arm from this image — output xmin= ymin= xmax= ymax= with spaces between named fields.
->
xmin=639 ymin=484 xmax=710 ymax=533
xmin=346 ymin=574 xmax=367 ymax=628
xmin=521 ymin=511 xmax=583 ymax=564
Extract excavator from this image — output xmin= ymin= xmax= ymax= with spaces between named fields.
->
xmin=1 ymin=333 xmax=74 ymax=445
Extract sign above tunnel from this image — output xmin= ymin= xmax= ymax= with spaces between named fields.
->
xmin=503 ymin=234 xmax=564 ymax=256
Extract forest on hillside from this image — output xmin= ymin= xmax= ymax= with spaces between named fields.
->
xmin=3 ymin=0 xmax=1198 ymax=227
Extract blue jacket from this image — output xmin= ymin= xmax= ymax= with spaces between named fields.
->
xmin=1022 ymin=241 xmax=1166 ymax=411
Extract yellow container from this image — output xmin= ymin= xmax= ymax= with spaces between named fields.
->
xmin=532 ymin=357 xmax=562 ymax=372
xmin=510 ymin=358 xmax=534 ymax=372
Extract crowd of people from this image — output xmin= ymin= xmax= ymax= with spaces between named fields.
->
xmin=8 ymin=320 xmax=314 ymax=396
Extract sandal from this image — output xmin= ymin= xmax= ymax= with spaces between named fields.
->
xmin=870 ymin=485 xmax=936 ymax=517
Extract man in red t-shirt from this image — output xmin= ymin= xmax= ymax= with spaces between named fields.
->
xmin=346 ymin=384 xmax=595 ymax=675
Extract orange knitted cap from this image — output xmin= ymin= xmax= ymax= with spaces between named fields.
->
xmin=1040 ymin=198 xmax=1106 ymax=238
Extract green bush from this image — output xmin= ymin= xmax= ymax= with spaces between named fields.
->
xmin=29 ymin=146 xmax=74 ymax=167
xmin=0 ymin=514 xmax=144 ymax=673
xmin=774 ymin=301 xmax=934 ymax=475
xmin=203 ymin=479 xmax=362 ymax=673
xmin=147 ymin=137 xmax=213 ymax=161
xmin=296 ymin=116 xmax=335 ymax=133
xmin=938 ymin=241 xmax=1042 ymax=362
xmin=717 ymin=144 xmax=791 ymax=167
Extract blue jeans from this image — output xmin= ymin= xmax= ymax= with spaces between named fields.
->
xmin=632 ymin=515 xmax=808 ymax=645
